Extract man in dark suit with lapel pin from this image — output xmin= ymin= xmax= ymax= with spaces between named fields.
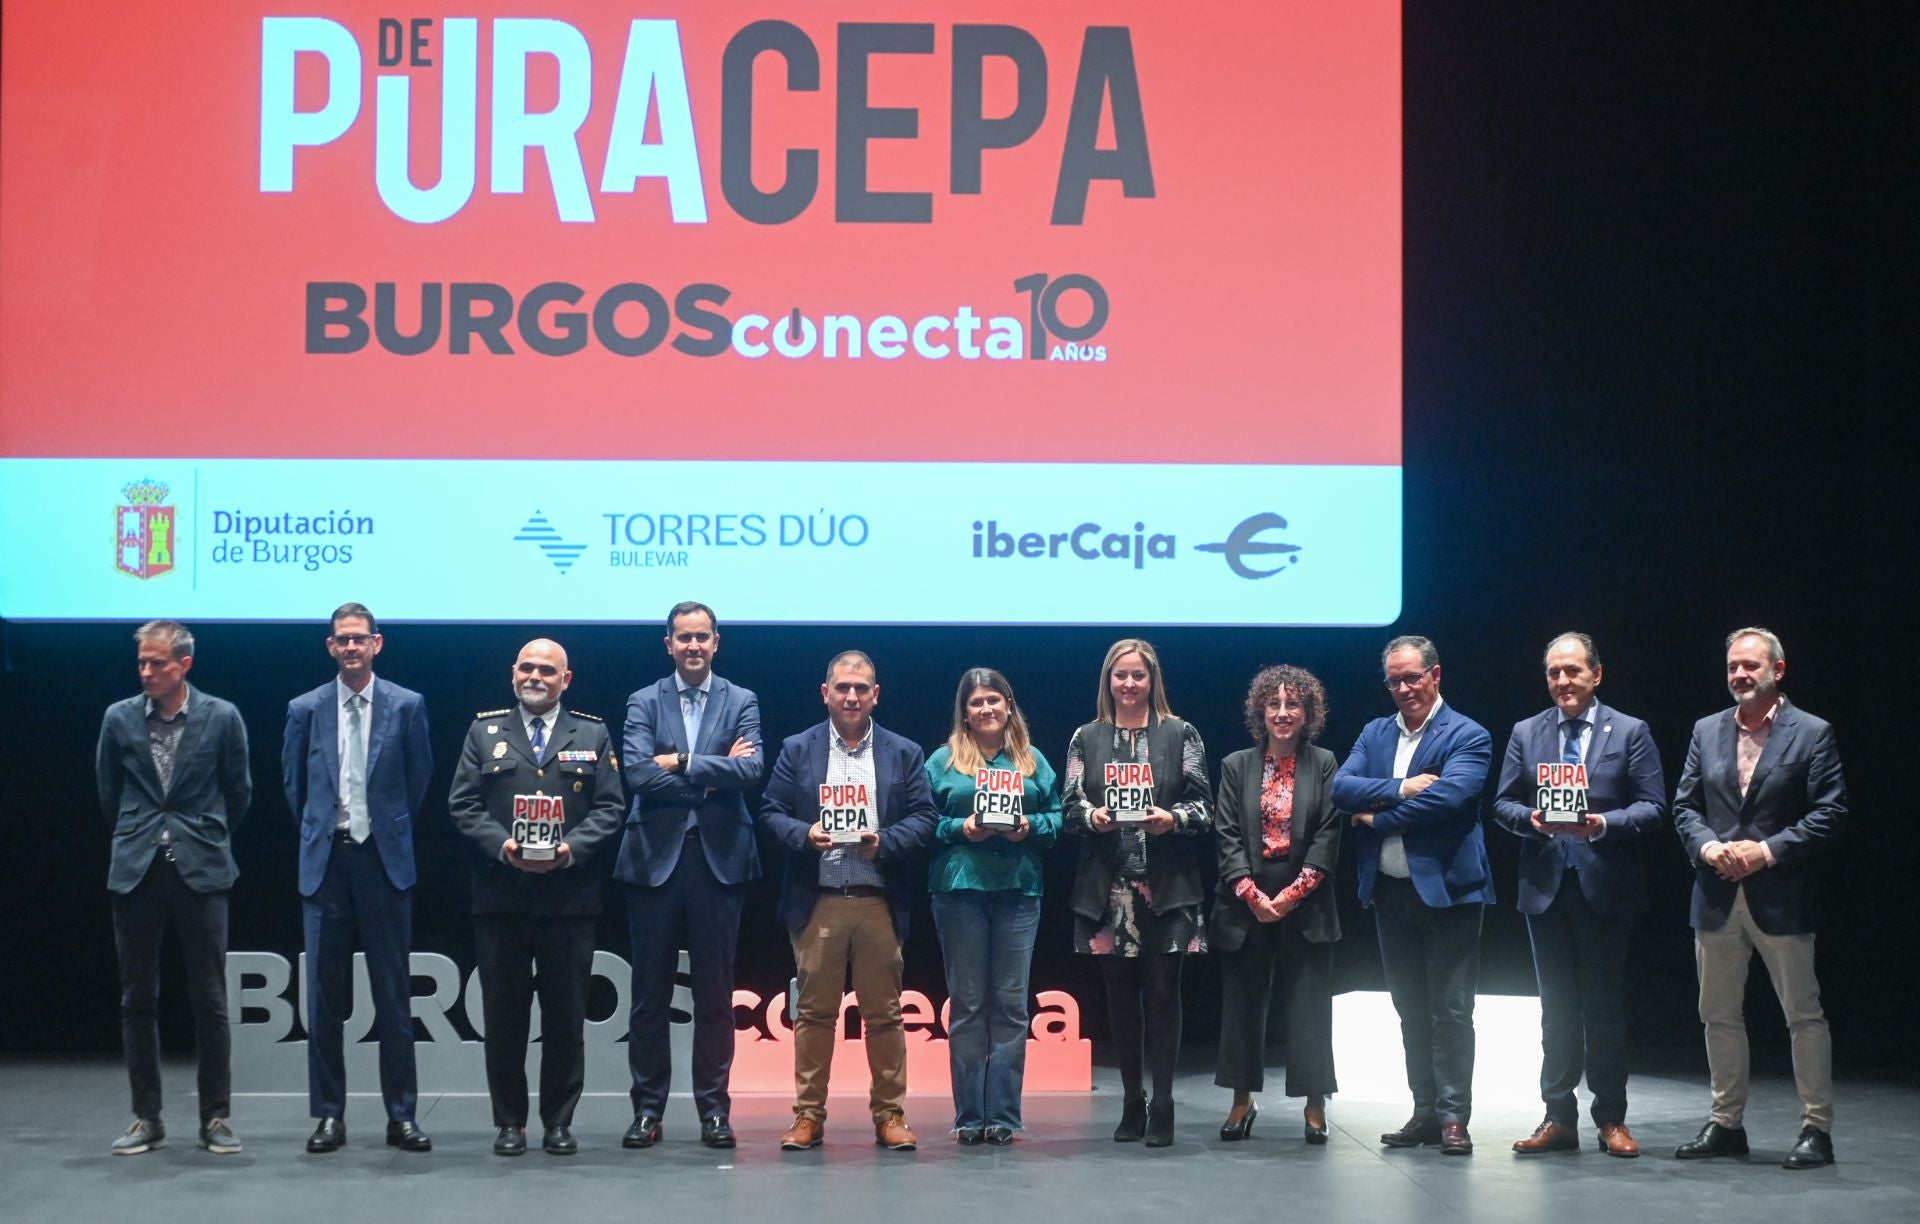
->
xmin=96 ymin=620 xmax=252 ymax=1156
xmin=1672 ymin=627 xmax=1846 ymax=1170
xmin=1332 ymin=634 xmax=1494 ymax=1156
xmin=448 ymin=638 xmax=626 ymax=1157
xmin=282 ymin=602 xmax=434 ymax=1154
xmin=1493 ymin=632 xmax=1666 ymax=1158
xmin=758 ymin=651 xmax=938 ymax=1153
xmin=614 ymin=601 xmax=764 ymax=1151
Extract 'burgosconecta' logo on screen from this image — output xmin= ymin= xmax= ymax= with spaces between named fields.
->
xmin=115 ymin=479 xmax=176 ymax=581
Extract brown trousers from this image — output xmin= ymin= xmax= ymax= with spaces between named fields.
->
xmin=789 ymin=893 xmax=907 ymax=1123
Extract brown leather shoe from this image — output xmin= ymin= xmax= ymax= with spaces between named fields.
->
xmin=779 ymin=1117 xmax=823 ymax=1150
xmin=875 ymin=1115 xmax=918 ymax=1151
xmin=1597 ymin=1122 xmax=1640 ymax=1158
xmin=1439 ymin=1122 xmax=1473 ymax=1155
xmin=1512 ymin=1118 xmax=1579 ymax=1154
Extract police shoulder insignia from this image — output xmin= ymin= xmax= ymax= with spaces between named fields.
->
xmin=475 ymin=708 xmax=511 ymax=719
xmin=571 ymin=710 xmax=603 ymax=722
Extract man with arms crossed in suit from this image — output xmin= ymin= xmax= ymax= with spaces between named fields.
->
xmin=1493 ymin=632 xmax=1666 ymax=1157
xmin=448 ymin=638 xmax=626 ymax=1156
xmin=1673 ymin=628 xmax=1846 ymax=1169
xmin=759 ymin=651 xmax=938 ymax=1153
xmin=283 ymin=602 xmax=434 ymax=1153
xmin=97 ymin=620 xmax=252 ymax=1155
xmin=1332 ymin=634 xmax=1494 ymax=1156
xmin=615 ymin=601 xmax=764 ymax=1151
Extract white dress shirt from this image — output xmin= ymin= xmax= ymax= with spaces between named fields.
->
xmin=335 ymin=676 xmax=374 ymax=832
xmin=1379 ymin=697 xmax=1444 ymax=878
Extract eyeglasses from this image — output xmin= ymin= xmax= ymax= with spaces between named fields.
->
xmin=330 ymin=633 xmax=376 ymax=647
xmin=1383 ymin=667 xmax=1433 ymax=691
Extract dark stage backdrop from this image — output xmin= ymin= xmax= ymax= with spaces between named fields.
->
xmin=3 ymin=2 xmax=1912 ymax=1069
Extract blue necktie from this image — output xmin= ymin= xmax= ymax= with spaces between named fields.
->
xmin=529 ymin=716 xmax=546 ymax=764
xmin=1561 ymin=719 xmax=1587 ymax=867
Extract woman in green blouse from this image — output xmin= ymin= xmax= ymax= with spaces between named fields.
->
xmin=926 ymin=668 xmax=1063 ymax=1146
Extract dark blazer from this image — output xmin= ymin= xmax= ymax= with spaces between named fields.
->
xmin=282 ymin=676 xmax=433 ymax=895
xmin=1331 ymin=701 xmax=1495 ymax=909
xmin=757 ymin=720 xmax=938 ymax=939
xmin=1491 ymin=702 xmax=1666 ymax=916
xmin=447 ymin=707 xmax=626 ymax=916
xmin=613 ymin=675 xmax=763 ymax=889
xmin=1211 ymin=743 xmax=1343 ymax=949
xmin=1064 ymin=717 xmax=1212 ymax=920
xmin=1672 ymin=697 xmax=1846 ymax=935
xmin=96 ymin=686 xmax=252 ymax=895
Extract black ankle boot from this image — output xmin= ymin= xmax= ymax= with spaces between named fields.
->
xmin=1144 ymin=1100 xmax=1175 ymax=1147
xmin=1113 ymin=1095 xmax=1148 ymax=1142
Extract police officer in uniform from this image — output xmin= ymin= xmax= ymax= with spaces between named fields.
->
xmin=448 ymin=638 xmax=625 ymax=1156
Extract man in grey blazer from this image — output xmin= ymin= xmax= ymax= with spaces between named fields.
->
xmin=95 ymin=620 xmax=252 ymax=1156
xmin=614 ymin=601 xmax=763 ymax=1150
xmin=282 ymin=602 xmax=434 ymax=1154
xmin=1672 ymin=627 xmax=1847 ymax=1169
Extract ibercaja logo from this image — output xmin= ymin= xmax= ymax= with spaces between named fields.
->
xmin=262 ymin=14 xmax=1141 ymax=364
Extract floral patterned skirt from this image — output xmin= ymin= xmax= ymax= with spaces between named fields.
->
xmin=1074 ymin=877 xmax=1207 ymax=957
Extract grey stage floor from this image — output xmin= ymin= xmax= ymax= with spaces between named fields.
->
xmin=4 ymin=1056 xmax=1916 ymax=1224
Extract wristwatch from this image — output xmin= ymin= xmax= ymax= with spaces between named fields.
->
xmin=676 ymin=752 xmax=689 ymax=772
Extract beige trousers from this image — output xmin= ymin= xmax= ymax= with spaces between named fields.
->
xmin=789 ymin=893 xmax=907 ymax=1124
xmin=1695 ymin=885 xmax=1833 ymax=1130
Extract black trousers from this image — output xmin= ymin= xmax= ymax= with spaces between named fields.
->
xmin=1527 ymin=872 xmax=1632 ymax=1126
xmin=303 ymin=833 xmax=417 ymax=1122
xmin=474 ymin=915 xmax=594 ymax=1130
xmin=111 ymin=856 xmax=230 ymax=1123
xmin=1372 ymin=874 xmax=1482 ymax=1125
xmin=624 ymin=835 xmax=746 ymax=1120
xmin=1099 ymin=953 xmax=1185 ymax=1104
xmin=1215 ymin=864 xmax=1337 ymax=1097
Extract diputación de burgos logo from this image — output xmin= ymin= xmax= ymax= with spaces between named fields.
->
xmin=205 ymin=507 xmax=373 ymax=571
xmin=306 ymin=272 xmax=1111 ymax=364
xmin=115 ymin=479 xmax=177 ymax=580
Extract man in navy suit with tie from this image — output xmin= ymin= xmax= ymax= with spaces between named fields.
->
xmin=614 ymin=601 xmax=764 ymax=1151
xmin=1493 ymin=633 xmax=1666 ymax=1158
xmin=1672 ymin=628 xmax=1846 ymax=1170
xmin=282 ymin=602 xmax=434 ymax=1154
xmin=759 ymin=651 xmax=938 ymax=1153
xmin=1332 ymin=635 xmax=1494 ymax=1156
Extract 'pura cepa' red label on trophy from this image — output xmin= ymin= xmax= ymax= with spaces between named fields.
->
xmin=974 ymin=767 xmax=1024 ymax=828
xmin=819 ymin=782 xmax=873 ymax=845
xmin=1103 ymin=762 xmax=1154 ymax=823
xmin=512 ymin=792 xmax=565 ymax=859
xmin=1535 ymin=762 xmax=1590 ymax=826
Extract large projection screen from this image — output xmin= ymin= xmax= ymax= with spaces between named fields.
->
xmin=0 ymin=2 xmax=1400 ymax=625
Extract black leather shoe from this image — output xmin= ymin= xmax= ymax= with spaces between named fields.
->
xmin=701 ymin=1116 xmax=736 ymax=1149
xmin=306 ymin=1117 xmax=346 ymax=1153
xmin=493 ymin=1126 xmax=527 ymax=1156
xmin=985 ymin=1126 xmax=1015 ymax=1147
xmin=1113 ymin=1095 xmax=1148 ymax=1143
xmin=1782 ymin=1126 xmax=1834 ymax=1169
xmin=956 ymin=1126 xmax=986 ymax=1146
xmin=1673 ymin=1120 xmax=1748 ymax=1160
xmin=1143 ymin=1100 xmax=1175 ymax=1148
xmin=386 ymin=1120 xmax=432 ymax=1151
xmin=543 ymin=1126 xmax=578 ymax=1155
xmin=1380 ymin=1116 xmax=1442 ymax=1148
xmin=622 ymin=1113 xmax=663 ymax=1149
xmin=1219 ymin=1100 xmax=1258 ymax=1142
xmin=1304 ymin=1100 xmax=1329 ymax=1146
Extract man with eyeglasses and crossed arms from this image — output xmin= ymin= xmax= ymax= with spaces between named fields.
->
xmin=1333 ymin=635 xmax=1495 ymax=1157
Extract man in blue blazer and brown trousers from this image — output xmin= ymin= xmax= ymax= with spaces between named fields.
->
xmin=614 ymin=601 xmax=764 ymax=1151
xmin=1493 ymin=632 xmax=1665 ymax=1158
xmin=1672 ymin=627 xmax=1846 ymax=1170
xmin=758 ymin=651 xmax=937 ymax=1153
xmin=282 ymin=602 xmax=434 ymax=1154
xmin=1333 ymin=634 xmax=1494 ymax=1156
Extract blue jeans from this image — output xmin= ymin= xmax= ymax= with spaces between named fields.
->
xmin=931 ymin=890 xmax=1041 ymax=1130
